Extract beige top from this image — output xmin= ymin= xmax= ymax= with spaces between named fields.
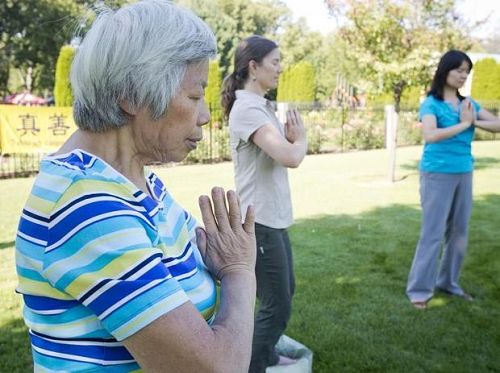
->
xmin=229 ymin=90 xmax=293 ymax=229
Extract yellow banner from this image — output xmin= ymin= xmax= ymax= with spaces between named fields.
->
xmin=0 ymin=105 xmax=77 ymax=154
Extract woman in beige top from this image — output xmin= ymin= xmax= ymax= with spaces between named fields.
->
xmin=221 ymin=35 xmax=307 ymax=373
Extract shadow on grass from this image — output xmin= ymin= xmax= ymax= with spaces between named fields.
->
xmin=475 ymin=156 xmax=500 ymax=170
xmin=0 ymin=318 xmax=32 ymax=372
xmin=0 ymin=241 xmax=15 ymax=250
xmin=399 ymin=159 xmax=420 ymax=172
xmin=3 ymin=196 xmax=499 ymax=373
xmin=288 ymin=194 xmax=500 ymax=373
xmin=400 ymin=156 xmax=500 ymax=172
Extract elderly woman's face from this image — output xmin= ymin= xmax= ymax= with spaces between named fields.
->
xmin=134 ymin=60 xmax=210 ymax=163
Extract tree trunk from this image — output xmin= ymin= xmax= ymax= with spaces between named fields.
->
xmin=26 ymin=66 xmax=33 ymax=93
xmin=392 ymin=80 xmax=406 ymax=114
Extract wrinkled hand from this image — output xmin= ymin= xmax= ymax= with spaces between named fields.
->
xmin=460 ymin=98 xmax=475 ymax=126
xmin=196 ymin=187 xmax=256 ymax=281
xmin=285 ymin=109 xmax=306 ymax=144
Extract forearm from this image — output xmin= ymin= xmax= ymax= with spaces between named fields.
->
xmin=210 ymin=271 xmax=256 ymax=372
xmin=475 ymin=119 xmax=500 ymax=133
xmin=424 ymin=122 xmax=470 ymax=143
xmin=289 ymin=138 xmax=308 ymax=167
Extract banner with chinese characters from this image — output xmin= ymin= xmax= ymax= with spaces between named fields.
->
xmin=0 ymin=105 xmax=77 ymax=154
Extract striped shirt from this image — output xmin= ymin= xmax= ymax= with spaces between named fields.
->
xmin=15 ymin=149 xmax=218 ymax=372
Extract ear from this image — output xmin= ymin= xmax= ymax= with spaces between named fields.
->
xmin=248 ymin=60 xmax=258 ymax=74
xmin=119 ymin=100 xmax=137 ymax=115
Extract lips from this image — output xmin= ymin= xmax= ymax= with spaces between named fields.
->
xmin=186 ymin=137 xmax=202 ymax=150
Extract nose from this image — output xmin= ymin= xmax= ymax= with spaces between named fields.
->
xmin=198 ymin=100 xmax=210 ymax=127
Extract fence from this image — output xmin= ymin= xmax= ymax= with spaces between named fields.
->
xmin=0 ymin=153 xmax=44 ymax=178
xmin=1 ymin=103 xmax=498 ymax=179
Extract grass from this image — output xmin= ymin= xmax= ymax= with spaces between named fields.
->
xmin=1 ymin=141 xmax=499 ymax=372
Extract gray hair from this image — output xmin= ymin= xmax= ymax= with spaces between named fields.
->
xmin=71 ymin=0 xmax=216 ymax=132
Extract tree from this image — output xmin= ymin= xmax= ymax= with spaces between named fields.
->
xmin=178 ymin=0 xmax=289 ymax=77
xmin=324 ymin=0 xmax=473 ymax=112
xmin=0 ymin=0 xmax=82 ymax=95
xmin=480 ymin=34 xmax=500 ymax=54
xmin=54 ymin=45 xmax=75 ymax=107
xmin=277 ymin=18 xmax=323 ymax=68
xmin=276 ymin=18 xmax=328 ymax=101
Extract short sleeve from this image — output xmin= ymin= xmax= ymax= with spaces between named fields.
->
xmin=42 ymin=181 xmax=189 ymax=341
xmin=230 ymin=104 xmax=272 ymax=142
xmin=419 ymin=97 xmax=436 ymax=121
xmin=470 ymin=97 xmax=482 ymax=116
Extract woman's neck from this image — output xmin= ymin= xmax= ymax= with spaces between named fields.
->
xmin=443 ymin=86 xmax=458 ymax=102
xmin=58 ymin=128 xmax=149 ymax=192
xmin=243 ymin=80 xmax=266 ymax=97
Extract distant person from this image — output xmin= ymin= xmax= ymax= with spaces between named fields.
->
xmin=15 ymin=1 xmax=257 ymax=371
xmin=407 ymin=49 xmax=500 ymax=310
xmin=221 ymin=35 xmax=307 ymax=372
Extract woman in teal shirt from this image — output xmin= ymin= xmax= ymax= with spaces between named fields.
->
xmin=406 ymin=50 xmax=500 ymax=309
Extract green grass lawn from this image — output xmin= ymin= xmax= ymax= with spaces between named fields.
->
xmin=1 ymin=141 xmax=499 ymax=372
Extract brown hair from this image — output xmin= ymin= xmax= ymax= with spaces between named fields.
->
xmin=220 ymin=35 xmax=278 ymax=119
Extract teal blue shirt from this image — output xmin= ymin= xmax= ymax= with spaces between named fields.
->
xmin=419 ymin=95 xmax=481 ymax=173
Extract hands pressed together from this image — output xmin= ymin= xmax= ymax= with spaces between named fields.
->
xmin=284 ymin=109 xmax=306 ymax=144
xmin=196 ymin=187 xmax=256 ymax=281
xmin=460 ymin=98 xmax=475 ymax=127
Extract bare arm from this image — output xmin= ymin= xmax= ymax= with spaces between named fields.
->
xmin=123 ymin=188 xmax=256 ymax=373
xmin=421 ymin=99 xmax=474 ymax=143
xmin=251 ymin=109 xmax=307 ymax=168
xmin=474 ymin=108 xmax=500 ymax=133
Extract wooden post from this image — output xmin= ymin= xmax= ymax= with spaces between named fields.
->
xmin=385 ymin=104 xmax=398 ymax=182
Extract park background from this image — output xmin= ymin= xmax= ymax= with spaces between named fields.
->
xmin=1 ymin=0 xmax=499 ymax=372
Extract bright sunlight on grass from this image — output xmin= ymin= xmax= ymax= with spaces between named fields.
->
xmin=1 ymin=142 xmax=499 ymax=372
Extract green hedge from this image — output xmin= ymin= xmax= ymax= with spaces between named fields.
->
xmin=206 ymin=59 xmax=222 ymax=123
xmin=471 ymin=58 xmax=500 ymax=101
xmin=278 ymin=61 xmax=316 ymax=103
xmin=54 ymin=45 xmax=75 ymax=107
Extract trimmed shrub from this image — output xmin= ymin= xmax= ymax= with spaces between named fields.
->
xmin=471 ymin=58 xmax=500 ymax=101
xmin=293 ymin=61 xmax=316 ymax=103
xmin=207 ymin=59 xmax=222 ymax=123
xmin=277 ymin=62 xmax=316 ymax=103
xmin=277 ymin=67 xmax=292 ymax=102
xmin=54 ymin=45 xmax=75 ymax=107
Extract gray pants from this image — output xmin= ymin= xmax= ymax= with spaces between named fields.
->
xmin=249 ymin=223 xmax=295 ymax=373
xmin=406 ymin=172 xmax=473 ymax=302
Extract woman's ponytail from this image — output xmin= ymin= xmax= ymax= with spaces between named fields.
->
xmin=221 ymin=72 xmax=242 ymax=120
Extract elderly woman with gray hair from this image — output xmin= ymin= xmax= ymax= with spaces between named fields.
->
xmin=15 ymin=1 xmax=256 ymax=372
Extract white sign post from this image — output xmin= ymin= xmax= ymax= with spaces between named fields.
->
xmin=385 ymin=104 xmax=398 ymax=182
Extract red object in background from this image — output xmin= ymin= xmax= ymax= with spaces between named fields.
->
xmin=3 ymin=91 xmax=47 ymax=106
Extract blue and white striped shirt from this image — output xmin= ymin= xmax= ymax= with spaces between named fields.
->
xmin=16 ymin=149 xmax=218 ymax=372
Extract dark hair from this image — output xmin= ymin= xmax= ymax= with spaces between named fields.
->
xmin=428 ymin=50 xmax=473 ymax=101
xmin=221 ymin=35 xmax=278 ymax=119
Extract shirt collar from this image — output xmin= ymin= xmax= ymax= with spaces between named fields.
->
xmin=235 ymin=89 xmax=268 ymax=106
